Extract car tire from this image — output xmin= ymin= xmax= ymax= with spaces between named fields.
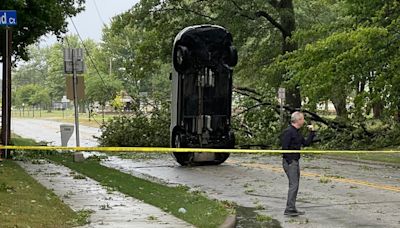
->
xmin=172 ymin=131 xmax=193 ymax=166
xmin=224 ymin=46 xmax=238 ymax=67
xmin=173 ymin=45 xmax=190 ymax=73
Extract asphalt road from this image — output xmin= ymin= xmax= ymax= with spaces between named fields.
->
xmin=12 ymin=118 xmax=100 ymax=146
xmin=11 ymin=118 xmax=400 ymax=228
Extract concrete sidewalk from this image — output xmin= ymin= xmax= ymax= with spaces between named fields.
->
xmin=17 ymin=160 xmax=193 ymax=228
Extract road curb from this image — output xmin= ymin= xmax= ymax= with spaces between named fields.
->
xmin=219 ymin=214 xmax=236 ymax=228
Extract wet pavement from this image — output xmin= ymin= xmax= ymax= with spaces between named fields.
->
xmin=12 ymin=119 xmax=192 ymax=227
xmin=12 ymin=119 xmax=400 ymax=228
xmin=100 ymin=154 xmax=400 ymax=228
xmin=17 ymin=159 xmax=193 ymax=228
xmin=12 ymin=118 xmax=100 ymax=147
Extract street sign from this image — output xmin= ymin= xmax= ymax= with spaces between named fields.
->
xmin=63 ymin=48 xmax=85 ymax=149
xmin=63 ymin=48 xmax=85 ymax=74
xmin=0 ymin=10 xmax=17 ymax=26
xmin=66 ymin=76 xmax=85 ymax=100
xmin=278 ymin=87 xmax=286 ymax=100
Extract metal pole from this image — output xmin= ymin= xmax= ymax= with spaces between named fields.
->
xmin=1 ymin=28 xmax=12 ymax=158
xmin=72 ymin=49 xmax=80 ymax=147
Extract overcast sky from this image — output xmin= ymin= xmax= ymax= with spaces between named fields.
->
xmin=41 ymin=0 xmax=139 ymax=46
xmin=1 ymin=0 xmax=140 ymax=79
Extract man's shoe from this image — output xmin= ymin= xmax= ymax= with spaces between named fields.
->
xmin=284 ymin=209 xmax=305 ymax=216
xmin=284 ymin=210 xmax=299 ymax=216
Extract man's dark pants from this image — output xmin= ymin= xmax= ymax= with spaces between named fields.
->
xmin=282 ymin=158 xmax=300 ymax=211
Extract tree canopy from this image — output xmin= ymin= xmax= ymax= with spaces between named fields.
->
xmin=11 ymin=0 xmax=400 ymax=149
xmin=0 ymin=0 xmax=85 ymax=60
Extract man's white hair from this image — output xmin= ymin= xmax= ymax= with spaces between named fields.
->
xmin=291 ymin=111 xmax=304 ymax=123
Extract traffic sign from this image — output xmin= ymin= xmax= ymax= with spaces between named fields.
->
xmin=66 ymin=76 xmax=85 ymax=100
xmin=278 ymin=87 xmax=286 ymax=100
xmin=63 ymin=48 xmax=85 ymax=74
xmin=0 ymin=10 xmax=17 ymax=26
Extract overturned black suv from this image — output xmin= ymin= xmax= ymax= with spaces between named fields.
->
xmin=170 ymin=25 xmax=238 ymax=166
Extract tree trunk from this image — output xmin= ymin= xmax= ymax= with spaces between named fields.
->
xmin=48 ymin=97 xmax=52 ymax=113
xmin=280 ymin=0 xmax=301 ymax=109
xmin=332 ymin=96 xmax=347 ymax=119
xmin=280 ymin=0 xmax=297 ymax=54
xmin=256 ymin=0 xmax=301 ymax=109
xmin=372 ymin=101 xmax=384 ymax=119
xmin=79 ymin=102 xmax=86 ymax=113
xmin=285 ymin=89 xmax=301 ymax=110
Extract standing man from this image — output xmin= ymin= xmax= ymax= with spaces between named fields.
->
xmin=281 ymin=111 xmax=315 ymax=216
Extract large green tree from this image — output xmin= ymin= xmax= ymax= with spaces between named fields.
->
xmin=0 ymin=0 xmax=85 ymax=60
xmin=266 ymin=0 xmax=400 ymax=122
xmin=14 ymin=84 xmax=50 ymax=108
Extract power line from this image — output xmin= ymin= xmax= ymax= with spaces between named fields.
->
xmin=63 ymin=23 xmax=109 ymax=127
xmin=68 ymin=17 xmax=113 ymax=98
xmin=92 ymin=0 xmax=106 ymax=26
xmin=63 ymin=36 xmax=104 ymax=127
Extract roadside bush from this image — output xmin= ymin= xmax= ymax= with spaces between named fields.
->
xmin=96 ymin=109 xmax=169 ymax=147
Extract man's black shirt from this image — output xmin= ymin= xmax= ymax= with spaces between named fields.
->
xmin=281 ymin=125 xmax=315 ymax=162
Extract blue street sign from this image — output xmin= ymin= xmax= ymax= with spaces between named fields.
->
xmin=0 ymin=10 xmax=17 ymax=26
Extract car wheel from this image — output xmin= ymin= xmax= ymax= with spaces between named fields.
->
xmin=224 ymin=46 xmax=238 ymax=67
xmin=172 ymin=132 xmax=193 ymax=166
xmin=173 ymin=45 xmax=190 ymax=73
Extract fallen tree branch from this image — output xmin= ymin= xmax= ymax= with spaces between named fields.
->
xmin=233 ymin=88 xmax=349 ymax=130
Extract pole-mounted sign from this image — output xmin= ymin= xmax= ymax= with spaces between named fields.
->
xmin=0 ymin=10 xmax=17 ymax=26
xmin=278 ymin=87 xmax=286 ymax=129
xmin=1 ymin=10 xmax=17 ymax=159
xmin=63 ymin=48 xmax=85 ymax=149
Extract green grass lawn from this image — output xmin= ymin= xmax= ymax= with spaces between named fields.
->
xmin=12 ymin=109 xmax=119 ymax=128
xmin=0 ymin=160 xmax=88 ymax=228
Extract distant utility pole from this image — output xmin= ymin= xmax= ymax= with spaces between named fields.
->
xmin=1 ymin=10 xmax=17 ymax=159
xmin=63 ymin=48 xmax=85 ymax=147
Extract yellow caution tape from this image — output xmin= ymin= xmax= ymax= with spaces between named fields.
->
xmin=0 ymin=145 xmax=400 ymax=154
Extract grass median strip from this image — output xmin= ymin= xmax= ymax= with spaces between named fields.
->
xmin=47 ymin=153 xmax=232 ymax=228
xmin=0 ymin=160 xmax=88 ymax=227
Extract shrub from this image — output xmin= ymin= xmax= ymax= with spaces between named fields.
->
xmin=96 ymin=109 xmax=170 ymax=147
